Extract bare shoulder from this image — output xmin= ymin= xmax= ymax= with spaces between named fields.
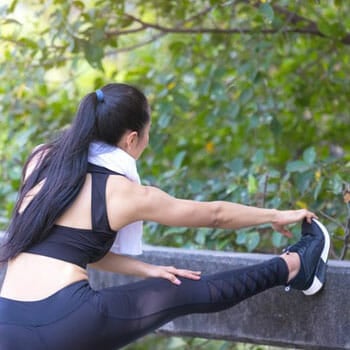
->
xmin=106 ymin=176 xmax=215 ymax=230
xmin=105 ymin=175 xmax=150 ymax=230
xmin=24 ymin=144 xmax=47 ymax=181
xmin=106 ymin=174 xmax=148 ymax=197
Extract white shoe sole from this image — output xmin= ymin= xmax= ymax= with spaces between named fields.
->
xmin=303 ymin=218 xmax=330 ymax=296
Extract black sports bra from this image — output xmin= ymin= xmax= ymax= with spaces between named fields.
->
xmin=25 ymin=164 xmax=124 ymax=268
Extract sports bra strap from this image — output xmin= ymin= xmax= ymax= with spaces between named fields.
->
xmin=87 ymin=163 xmax=124 ymax=233
xmin=87 ymin=163 xmax=123 ymax=176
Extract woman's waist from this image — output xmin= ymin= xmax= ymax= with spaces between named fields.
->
xmin=0 ymin=253 xmax=88 ymax=301
xmin=0 ymin=279 xmax=93 ymax=326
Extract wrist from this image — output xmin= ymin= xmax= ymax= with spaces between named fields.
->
xmin=143 ymin=263 xmax=159 ymax=278
xmin=269 ymin=208 xmax=280 ymax=224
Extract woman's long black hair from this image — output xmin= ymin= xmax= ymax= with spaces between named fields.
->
xmin=0 ymin=83 xmax=150 ymax=263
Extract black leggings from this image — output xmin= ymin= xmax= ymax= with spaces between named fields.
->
xmin=0 ymin=257 xmax=288 ymax=350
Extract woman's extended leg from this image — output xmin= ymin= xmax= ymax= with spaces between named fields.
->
xmin=98 ymin=256 xmax=289 ymax=348
xmin=97 ymin=219 xmax=328 ymax=349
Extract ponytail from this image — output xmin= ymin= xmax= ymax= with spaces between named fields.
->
xmin=1 ymin=83 xmax=150 ymax=262
xmin=0 ymin=92 xmax=97 ymax=262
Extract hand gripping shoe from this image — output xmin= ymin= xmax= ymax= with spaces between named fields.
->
xmin=284 ymin=218 xmax=330 ymax=296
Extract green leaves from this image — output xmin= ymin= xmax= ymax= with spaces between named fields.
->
xmin=82 ymin=40 xmax=104 ymax=70
xmin=239 ymin=88 xmax=254 ymax=105
xmin=286 ymin=147 xmax=317 ymax=173
xmin=248 ymin=174 xmax=258 ymax=194
xmin=303 ymin=147 xmax=316 ymax=165
xmin=272 ymin=231 xmax=287 ymax=248
xmin=236 ymin=230 xmax=260 ymax=252
xmin=173 ymin=151 xmax=186 ymax=169
xmin=2 ymin=3 xmax=350 ymax=350
xmin=259 ymin=3 xmax=274 ymax=24
xmin=317 ymin=18 xmax=346 ymax=39
xmin=286 ymin=160 xmax=310 ymax=173
xmin=1 ymin=0 xmax=350 ymax=261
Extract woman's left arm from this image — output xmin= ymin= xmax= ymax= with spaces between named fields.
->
xmin=88 ymin=252 xmax=201 ymax=285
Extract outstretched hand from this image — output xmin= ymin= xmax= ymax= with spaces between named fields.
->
xmin=148 ymin=265 xmax=201 ymax=285
xmin=272 ymin=209 xmax=318 ymax=238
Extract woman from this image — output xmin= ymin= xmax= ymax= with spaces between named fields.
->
xmin=0 ymin=83 xmax=329 ymax=350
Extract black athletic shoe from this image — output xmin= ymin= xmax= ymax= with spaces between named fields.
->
xmin=284 ymin=218 xmax=330 ymax=296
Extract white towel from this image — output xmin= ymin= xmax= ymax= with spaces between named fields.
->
xmin=88 ymin=141 xmax=143 ymax=255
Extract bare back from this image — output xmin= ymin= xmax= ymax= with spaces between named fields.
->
xmin=0 ymin=173 xmax=131 ymax=301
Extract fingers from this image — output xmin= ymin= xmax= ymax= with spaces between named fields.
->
xmin=272 ymin=223 xmax=292 ymax=238
xmin=273 ymin=209 xmax=319 ymax=238
xmin=174 ymin=268 xmax=201 ymax=280
xmin=305 ymin=209 xmax=318 ymax=223
xmin=276 ymin=209 xmax=318 ymax=226
xmin=296 ymin=209 xmax=318 ymax=224
xmin=164 ymin=272 xmax=182 ymax=285
xmin=280 ymin=228 xmax=293 ymax=238
xmin=158 ymin=266 xmax=201 ymax=285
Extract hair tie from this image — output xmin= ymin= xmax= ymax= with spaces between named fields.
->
xmin=95 ymin=89 xmax=104 ymax=102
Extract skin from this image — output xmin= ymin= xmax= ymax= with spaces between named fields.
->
xmin=0 ymin=121 xmax=313 ymax=301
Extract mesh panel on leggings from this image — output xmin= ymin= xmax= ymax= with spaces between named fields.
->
xmin=207 ymin=257 xmax=288 ymax=304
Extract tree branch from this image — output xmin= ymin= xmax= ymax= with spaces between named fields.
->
xmin=340 ymin=189 xmax=350 ymax=260
xmin=103 ymin=4 xmax=350 ymax=45
xmin=113 ymin=13 xmax=327 ymax=37
xmin=105 ymin=25 xmax=146 ymax=37
xmin=105 ymin=32 xmax=166 ymax=56
xmin=0 ymin=36 xmax=27 ymax=46
xmin=106 ymin=5 xmax=214 ymax=37
xmin=270 ymin=4 xmax=315 ymax=27
xmin=320 ymin=210 xmax=345 ymax=231
xmin=340 ymin=216 xmax=350 ymax=260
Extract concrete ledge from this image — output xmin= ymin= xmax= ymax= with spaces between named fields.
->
xmin=1 ymin=243 xmax=350 ymax=349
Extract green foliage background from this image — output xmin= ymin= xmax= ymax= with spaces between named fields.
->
xmin=1 ymin=0 xmax=350 ymax=348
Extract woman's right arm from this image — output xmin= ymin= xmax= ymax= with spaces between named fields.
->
xmin=108 ymin=178 xmax=316 ymax=237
